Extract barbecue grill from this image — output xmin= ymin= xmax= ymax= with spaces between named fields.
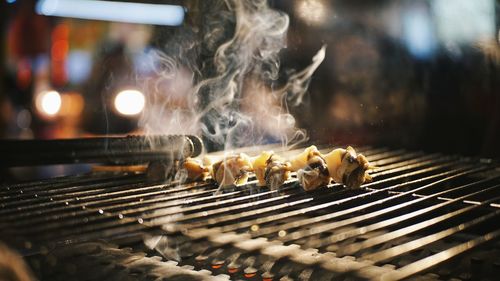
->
xmin=2 ymin=1 xmax=499 ymax=280
xmin=2 ymin=144 xmax=499 ymax=281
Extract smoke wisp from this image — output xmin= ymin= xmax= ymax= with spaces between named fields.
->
xmin=139 ymin=0 xmax=326 ymax=152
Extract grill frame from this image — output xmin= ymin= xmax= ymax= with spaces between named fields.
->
xmin=1 ymin=145 xmax=499 ymax=280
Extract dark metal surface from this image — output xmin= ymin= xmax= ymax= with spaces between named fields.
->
xmin=0 ymin=135 xmax=203 ymax=166
xmin=1 ymin=146 xmax=499 ymax=280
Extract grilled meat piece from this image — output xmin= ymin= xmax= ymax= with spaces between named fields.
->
xmin=252 ymin=151 xmax=275 ymax=186
xmin=323 ymin=146 xmax=373 ymax=189
xmin=289 ymin=145 xmax=321 ymax=171
xmin=211 ymin=153 xmax=253 ymax=186
xmin=183 ymin=145 xmax=372 ymax=191
xmin=252 ymin=151 xmax=291 ymax=189
xmin=182 ymin=158 xmax=211 ymax=181
xmin=297 ymin=154 xmax=331 ymax=191
xmin=264 ymin=155 xmax=291 ymax=190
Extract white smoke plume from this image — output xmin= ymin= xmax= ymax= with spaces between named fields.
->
xmin=139 ymin=0 xmax=326 ymax=152
xmin=139 ymin=0 xmax=326 ymax=255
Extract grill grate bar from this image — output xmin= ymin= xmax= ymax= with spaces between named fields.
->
xmin=388 ymin=189 xmax=500 ymax=209
xmin=6 ymin=184 xmax=220 ymax=229
xmin=362 ymin=204 xmax=500 ymax=263
xmin=322 ymin=176 xmax=500 ymax=247
xmin=336 ymin=194 xmax=500 ymax=257
xmin=251 ymin=166 xmax=488 ymax=240
xmin=0 ymin=174 xmax=143 ymax=205
xmin=367 ymin=154 xmax=444 ymax=176
xmin=0 ymin=147 xmax=418 ymax=206
xmin=25 ymin=191 xmax=308 ymax=242
xmin=0 ymin=166 xmax=488 ymax=247
xmin=368 ymin=155 xmax=455 ymax=178
xmin=363 ymin=161 xmax=470 ymax=189
xmin=26 ymin=185 xmax=297 ymax=239
xmin=183 ymin=165 xmax=479 ymax=235
xmin=168 ymin=164 xmax=491 ymax=278
xmin=8 ymin=153 xmax=450 ymax=244
xmin=0 ymin=173 xmax=126 ymax=196
xmin=0 ymin=178 xmax=217 ymax=221
xmin=142 ymin=184 xmax=298 ymax=222
xmin=182 ymin=221 xmax=396 ymax=280
xmin=1 ymin=148 xmax=416 ymax=240
xmin=0 ymin=147 xmax=380 ymax=210
xmin=67 ymin=148 xmax=419 ymax=219
xmin=2 ymin=146 xmax=500 ymax=281
xmin=289 ymin=180 xmax=500 ymax=248
xmin=322 ymin=182 xmax=500 ymax=252
xmin=0 ymin=176 xmax=149 ymax=215
xmin=369 ymin=151 xmax=436 ymax=167
xmin=380 ymin=227 xmax=500 ymax=281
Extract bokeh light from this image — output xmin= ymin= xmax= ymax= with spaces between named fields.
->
xmin=114 ymin=89 xmax=145 ymax=116
xmin=36 ymin=90 xmax=62 ymax=117
xmin=295 ymin=0 xmax=328 ymax=26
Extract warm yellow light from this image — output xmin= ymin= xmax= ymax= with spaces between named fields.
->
xmin=114 ymin=89 xmax=145 ymax=116
xmin=37 ymin=90 xmax=62 ymax=116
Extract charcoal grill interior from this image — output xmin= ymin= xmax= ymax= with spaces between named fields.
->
xmin=1 ymin=146 xmax=500 ymax=281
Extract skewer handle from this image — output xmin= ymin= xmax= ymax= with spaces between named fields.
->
xmin=0 ymin=135 xmax=203 ymax=167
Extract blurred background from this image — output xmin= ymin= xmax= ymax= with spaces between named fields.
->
xmin=0 ymin=0 xmax=499 ymax=179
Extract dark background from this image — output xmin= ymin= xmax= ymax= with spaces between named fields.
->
xmin=0 ymin=0 xmax=499 ymax=162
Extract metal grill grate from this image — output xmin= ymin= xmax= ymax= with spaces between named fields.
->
xmin=1 ymin=146 xmax=500 ymax=280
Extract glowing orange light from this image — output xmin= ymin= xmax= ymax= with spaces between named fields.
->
xmin=51 ymin=40 xmax=69 ymax=61
xmin=50 ymin=23 xmax=69 ymax=86
xmin=59 ymin=92 xmax=84 ymax=117
xmin=52 ymin=24 xmax=69 ymax=41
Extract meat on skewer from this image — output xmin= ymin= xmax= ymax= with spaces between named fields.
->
xmin=252 ymin=151 xmax=291 ymax=190
xmin=182 ymin=145 xmax=373 ymax=191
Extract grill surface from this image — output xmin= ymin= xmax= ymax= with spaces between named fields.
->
xmin=1 ymin=146 xmax=500 ymax=280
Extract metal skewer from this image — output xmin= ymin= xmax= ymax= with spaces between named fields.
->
xmin=0 ymin=135 xmax=203 ymax=166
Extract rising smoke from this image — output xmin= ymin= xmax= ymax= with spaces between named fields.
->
xmin=139 ymin=0 xmax=325 ymax=152
xmin=140 ymin=0 xmax=326 ymax=259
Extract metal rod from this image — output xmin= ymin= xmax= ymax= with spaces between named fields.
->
xmin=362 ymin=206 xmax=500 ymax=263
xmin=25 ymin=148 xmax=394 ymax=235
xmin=176 ymin=164 xmax=474 ymax=240
xmin=2 ymin=145 xmax=497 ymax=267
xmin=6 ymin=182 xmax=217 ymax=228
xmin=0 ymin=135 xmax=202 ymax=166
xmin=253 ymin=166 xmax=483 ymax=240
xmin=0 ymin=174 xmax=143 ymax=209
xmin=18 ymin=182 xmax=290 ymax=235
xmin=380 ymin=228 xmax=500 ymax=281
xmin=318 ymin=181 xmax=500 ymax=251
xmin=0 ymin=176 xmax=148 ymax=217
